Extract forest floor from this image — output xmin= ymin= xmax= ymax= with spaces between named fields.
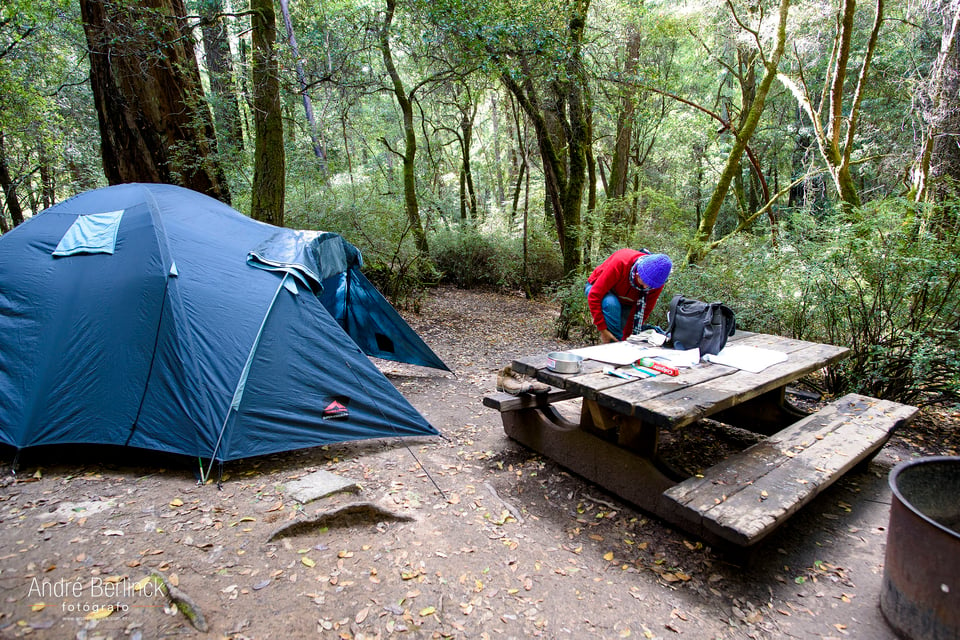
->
xmin=1 ymin=285 xmax=958 ymax=640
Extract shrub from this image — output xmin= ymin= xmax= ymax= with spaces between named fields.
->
xmin=784 ymin=199 xmax=960 ymax=404
xmin=430 ymin=225 xmax=563 ymax=294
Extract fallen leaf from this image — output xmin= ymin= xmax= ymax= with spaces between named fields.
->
xmin=169 ymin=498 xmax=183 ymax=508
xmin=301 ymin=557 xmax=316 ymax=568
xmin=419 ymin=606 xmax=436 ymax=617
xmin=85 ymin=607 xmax=114 ymax=620
xmin=603 ymin=552 xmax=614 ymax=562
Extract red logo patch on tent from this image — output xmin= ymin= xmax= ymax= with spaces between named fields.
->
xmin=323 ymin=399 xmax=349 ymax=420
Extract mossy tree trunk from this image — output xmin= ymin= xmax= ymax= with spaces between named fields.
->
xmin=500 ymin=1 xmax=591 ymax=278
xmin=380 ymin=0 xmax=429 ymax=257
xmin=250 ymin=0 xmax=285 ymax=226
xmin=686 ymin=0 xmax=790 ymax=265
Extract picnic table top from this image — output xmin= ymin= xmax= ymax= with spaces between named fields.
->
xmin=511 ymin=331 xmax=850 ymax=430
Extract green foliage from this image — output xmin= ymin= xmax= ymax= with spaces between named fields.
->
xmin=430 ymin=224 xmax=564 ymax=294
xmin=786 ymin=199 xmax=960 ymax=404
xmin=672 ymin=200 xmax=960 ymax=404
xmin=551 ymin=273 xmax=592 ymax=342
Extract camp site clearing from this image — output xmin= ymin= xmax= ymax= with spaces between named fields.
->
xmin=2 ymin=288 xmax=957 ymax=640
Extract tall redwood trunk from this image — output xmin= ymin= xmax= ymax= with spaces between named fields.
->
xmin=80 ymin=0 xmax=231 ymax=203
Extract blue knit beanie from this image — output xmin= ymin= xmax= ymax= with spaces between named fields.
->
xmin=632 ymin=253 xmax=672 ymax=289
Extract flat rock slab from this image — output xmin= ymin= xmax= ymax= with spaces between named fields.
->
xmin=283 ymin=470 xmax=360 ymax=504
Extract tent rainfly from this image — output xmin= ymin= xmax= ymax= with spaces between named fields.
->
xmin=0 ymin=183 xmax=446 ymax=480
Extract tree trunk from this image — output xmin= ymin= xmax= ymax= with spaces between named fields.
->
xmin=198 ymin=0 xmax=244 ymax=155
xmin=460 ymin=103 xmax=478 ymax=221
xmin=250 ymin=0 xmax=286 ymax=226
xmin=499 ymin=0 xmax=591 ymax=278
xmin=910 ymin=2 xmax=960 ymax=205
xmin=278 ymin=0 xmax=327 ymax=167
xmin=607 ymin=29 xmax=642 ymax=201
xmin=80 ymin=0 xmax=231 ymax=204
xmin=38 ymin=137 xmax=55 ymax=209
xmin=781 ymin=0 xmax=883 ymax=214
xmin=687 ymin=0 xmax=790 ymax=264
xmin=380 ymin=0 xmax=428 ymax=257
xmin=0 ymin=131 xmax=25 ymax=229
xmin=490 ymin=93 xmax=505 ymax=206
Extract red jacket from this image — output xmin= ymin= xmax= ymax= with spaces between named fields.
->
xmin=586 ymin=249 xmax=664 ymax=339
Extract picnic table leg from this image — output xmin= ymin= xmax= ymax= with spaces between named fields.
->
xmin=500 ymin=403 xmax=682 ymax=516
xmin=712 ymin=386 xmax=809 ymax=435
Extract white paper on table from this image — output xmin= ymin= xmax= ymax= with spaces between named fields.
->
xmin=703 ymin=344 xmax=788 ymax=373
xmin=567 ymin=342 xmax=648 ymax=365
xmin=567 ymin=343 xmax=702 ymax=367
xmin=635 ymin=346 xmax=702 ymax=367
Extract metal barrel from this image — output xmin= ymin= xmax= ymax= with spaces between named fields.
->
xmin=880 ymin=456 xmax=960 ymax=640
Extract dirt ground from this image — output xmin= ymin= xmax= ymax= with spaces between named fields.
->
xmin=2 ymin=286 xmax=958 ymax=640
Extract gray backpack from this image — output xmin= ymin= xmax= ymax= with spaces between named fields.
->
xmin=666 ymin=295 xmax=736 ymax=356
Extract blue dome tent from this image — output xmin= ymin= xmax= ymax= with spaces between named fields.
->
xmin=0 ymin=184 xmax=445 ymax=480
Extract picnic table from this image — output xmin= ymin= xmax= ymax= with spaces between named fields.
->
xmin=484 ymin=331 xmax=918 ymax=551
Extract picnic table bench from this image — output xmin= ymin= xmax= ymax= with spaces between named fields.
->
xmin=483 ymin=331 xmax=918 ymax=551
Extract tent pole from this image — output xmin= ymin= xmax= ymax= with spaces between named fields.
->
xmin=343 ymin=268 xmax=352 ymax=335
xmin=203 ymin=273 xmax=290 ymax=483
xmin=126 ymin=276 xmax=173 ymax=446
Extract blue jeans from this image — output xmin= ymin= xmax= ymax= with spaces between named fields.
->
xmin=585 ymin=283 xmax=630 ymax=339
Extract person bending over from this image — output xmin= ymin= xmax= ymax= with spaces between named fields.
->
xmin=585 ymin=250 xmax=672 ymax=343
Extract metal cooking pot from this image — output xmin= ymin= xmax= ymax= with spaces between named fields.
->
xmin=547 ymin=351 xmax=583 ymax=374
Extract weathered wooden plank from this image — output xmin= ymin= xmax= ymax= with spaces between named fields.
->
xmin=596 ymin=364 xmax=737 ymax=420
xmin=635 ymin=341 xmax=849 ymax=428
xmin=482 ymin=388 xmax=581 ymax=412
xmin=663 ymin=395 xmax=910 ymax=510
xmin=661 ymin=394 xmax=918 ymax=547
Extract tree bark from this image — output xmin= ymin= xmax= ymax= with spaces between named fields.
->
xmin=80 ymin=0 xmax=231 ymax=204
xmin=380 ymin=0 xmax=428 ymax=257
xmin=198 ymin=0 xmax=244 ymax=155
xmin=0 ymin=131 xmax=25 ymax=229
xmin=250 ymin=0 xmax=286 ymax=226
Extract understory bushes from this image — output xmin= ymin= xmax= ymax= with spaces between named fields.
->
xmin=674 ymin=200 xmax=960 ymax=405
xmin=784 ymin=200 xmax=960 ymax=405
xmin=430 ymin=226 xmax=564 ymax=294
